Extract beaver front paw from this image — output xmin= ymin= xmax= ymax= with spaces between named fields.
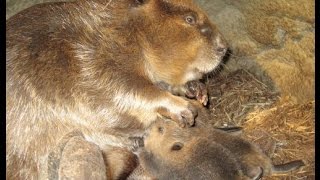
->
xmin=157 ymin=98 xmax=198 ymax=128
xmin=128 ymin=137 xmax=144 ymax=152
xmin=185 ymin=80 xmax=208 ymax=106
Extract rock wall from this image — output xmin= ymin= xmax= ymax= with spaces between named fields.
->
xmin=196 ymin=0 xmax=315 ymax=103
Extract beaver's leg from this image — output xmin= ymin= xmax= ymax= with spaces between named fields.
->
xmin=48 ymin=130 xmax=107 ymax=180
xmin=107 ymin=76 xmax=198 ymax=127
xmin=156 ymin=80 xmax=208 ymax=106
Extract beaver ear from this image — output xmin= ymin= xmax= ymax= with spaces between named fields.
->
xmin=171 ymin=142 xmax=184 ymax=151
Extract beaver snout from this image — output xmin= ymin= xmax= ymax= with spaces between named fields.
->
xmin=215 ymin=35 xmax=228 ymax=57
xmin=216 ymin=46 xmax=227 ymax=56
xmin=199 ymin=24 xmax=228 ymax=57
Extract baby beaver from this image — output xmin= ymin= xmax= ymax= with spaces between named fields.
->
xmin=133 ymin=111 xmax=305 ymax=179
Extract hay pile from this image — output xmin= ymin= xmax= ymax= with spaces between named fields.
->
xmin=206 ymin=70 xmax=315 ymax=179
xmin=207 ymin=69 xmax=279 ymax=127
xmin=244 ymin=100 xmax=315 ymax=179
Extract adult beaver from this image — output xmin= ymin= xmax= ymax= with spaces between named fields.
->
xmin=6 ymin=0 xmax=227 ymax=178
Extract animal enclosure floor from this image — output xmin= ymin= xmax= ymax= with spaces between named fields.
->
xmin=205 ymin=69 xmax=315 ymax=180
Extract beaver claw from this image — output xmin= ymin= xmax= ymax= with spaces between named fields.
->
xmin=185 ymin=80 xmax=208 ymax=106
xmin=158 ymin=101 xmax=198 ymax=128
xmin=178 ymin=104 xmax=198 ymax=127
xmin=129 ymin=137 xmax=144 ymax=152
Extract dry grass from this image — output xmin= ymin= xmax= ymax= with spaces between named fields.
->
xmin=244 ymin=100 xmax=315 ymax=180
xmin=205 ymin=70 xmax=315 ymax=179
xmin=206 ymin=69 xmax=280 ymax=127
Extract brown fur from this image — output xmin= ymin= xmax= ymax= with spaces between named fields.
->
xmin=135 ymin=117 xmax=244 ymax=180
xmin=49 ymin=131 xmax=107 ymax=180
xmin=103 ymin=147 xmax=138 ymax=180
xmin=135 ymin=104 xmax=304 ymax=179
xmin=47 ymin=130 xmax=138 ymax=180
xmin=206 ymin=126 xmax=305 ymax=179
xmin=6 ymin=0 xmax=227 ymax=178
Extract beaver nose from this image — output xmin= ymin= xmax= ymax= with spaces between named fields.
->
xmin=215 ymin=35 xmax=228 ymax=56
xmin=216 ymin=46 xmax=227 ymax=56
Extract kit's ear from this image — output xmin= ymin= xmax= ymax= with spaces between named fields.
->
xmin=171 ymin=142 xmax=184 ymax=151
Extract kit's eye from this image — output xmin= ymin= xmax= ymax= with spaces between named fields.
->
xmin=158 ymin=127 xmax=164 ymax=134
xmin=171 ymin=142 xmax=184 ymax=151
xmin=185 ymin=15 xmax=196 ymax=25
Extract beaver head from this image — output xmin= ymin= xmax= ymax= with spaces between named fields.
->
xmin=132 ymin=0 xmax=227 ymax=85
xmin=137 ymin=118 xmax=243 ymax=180
xmin=57 ymin=0 xmax=227 ymax=87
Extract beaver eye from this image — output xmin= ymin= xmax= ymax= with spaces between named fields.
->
xmin=171 ymin=142 xmax=184 ymax=151
xmin=158 ymin=127 xmax=164 ymax=133
xmin=185 ymin=15 xmax=196 ymax=25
